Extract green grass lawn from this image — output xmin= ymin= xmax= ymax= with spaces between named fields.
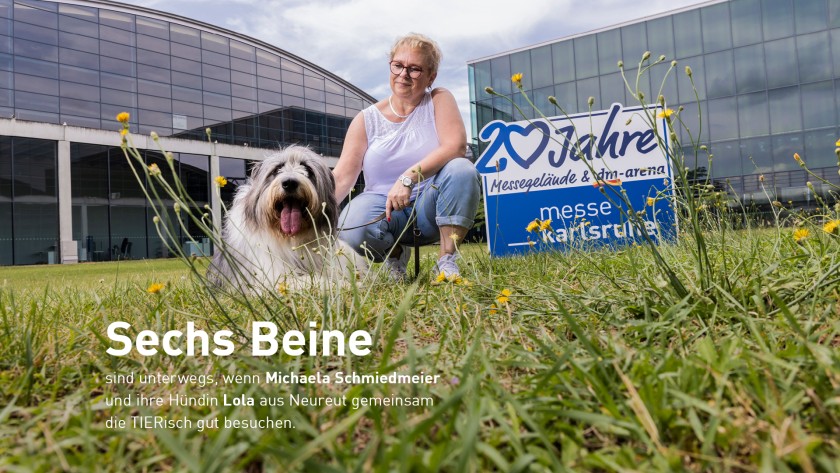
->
xmin=0 ymin=230 xmax=838 ymax=472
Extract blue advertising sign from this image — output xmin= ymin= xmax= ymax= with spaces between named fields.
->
xmin=475 ymin=103 xmax=677 ymax=257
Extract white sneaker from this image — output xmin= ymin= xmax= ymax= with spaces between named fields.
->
xmin=434 ymin=253 xmax=460 ymax=278
xmin=384 ymin=246 xmax=409 ymax=281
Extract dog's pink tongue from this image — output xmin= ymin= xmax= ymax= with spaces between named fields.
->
xmin=280 ymin=202 xmax=302 ymax=235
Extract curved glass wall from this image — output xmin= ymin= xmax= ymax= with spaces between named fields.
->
xmin=469 ymin=0 xmax=840 ymax=204
xmin=0 ymin=0 xmax=373 ymax=156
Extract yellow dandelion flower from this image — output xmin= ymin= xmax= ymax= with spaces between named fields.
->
xmin=449 ymin=232 xmax=460 ymax=242
xmin=511 ymin=73 xmax=523 ymax=86
xmin=148 ymin=163 xmax=161 ymax=176
xmin=526 ymin=219 xmax=540 ymax=233
xmin=276 ymin=283 xmax=288 ymax=296
xmin=539 ymin=219 xmax=552 ymax=231
xmin=489 ymin=304 xmax=498 ymax=315
xmin=793 ymin=228 xmax=810 ymax=243
xmin=435 ymin=271 xmax=446 ymax=283
xmin=147 ymin=282 xmax=164 ymax=294
xmin=116 ymin=112 xmax=130 ymax=123
xmin=119 ymin=128 xmax=128 ymax=137
xmin=646 ymin=197 xmax=655 ymax=206
xmin=215 ymin=175 xmax=228 ymax=187
xmin=835 ymin=138 xmax=840 ymax=147
xmin=496 ymin=288 xmax=512 ymax=305
xmin=656 ymin=108 xmax=674 ymax=119
xmin=448 ymin=274 xmax=463 ymax=284
xmin=823 ymin=220 xmax=840 ymax=235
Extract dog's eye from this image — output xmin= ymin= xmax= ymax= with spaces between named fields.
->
xmin=301 ymin=163 xmax=312 ymax=177
xmin=273 ymin=164 xmax=284 ymax=174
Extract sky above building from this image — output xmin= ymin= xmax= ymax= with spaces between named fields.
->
xmin=117 ymin=0 xmax=708 ymax=138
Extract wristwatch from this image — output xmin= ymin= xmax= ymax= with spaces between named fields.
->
xmin=398 ymin=175 xmax=414 ymax=189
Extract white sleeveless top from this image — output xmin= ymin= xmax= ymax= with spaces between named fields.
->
xmin=361 ymin=92 xmax=438 ymax=196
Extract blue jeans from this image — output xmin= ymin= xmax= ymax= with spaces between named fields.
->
xmin=337 ymin=158 xmax=480 ymax=262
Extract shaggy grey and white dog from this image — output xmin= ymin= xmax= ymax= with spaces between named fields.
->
xmin=209 ymin=146 xmax=366 ymax=291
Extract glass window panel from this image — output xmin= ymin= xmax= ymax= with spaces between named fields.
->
xmin=136 ymin=17 xmax=168 ymax=39
xmin=510 ymin=50 xmax=531 ymax=90
xmin=258 ymin=76 xmax=282 ymax=94
xmin=99 ymin=25 xmax=134 ymax=47
xmin=202 ymin=49 xmax=230 ymax=69
xmin=325 ymin=78 xmax=342 ymax=95
xmin=14 ymin=137 xmax=56 ymax=198
xmin=553 ymin=81 xmax=577 ymax=114
xmin=203 ymin=90 xmax=230 ymax=108
xmin=621 ymin=22 xmax=647 ymax=64
xmin=100 ymin=87 xmax=136 ymax=108
xmin=305 ymin=87 xmax=325 ymax=102
xmin=99 ymin=39 xmax=134 ymax=61
xmin=597 ymin=29 xmax=621 ymax=75
xmin=281 ymin=58 xmax=302 ymax=72
xmin=14 ymin=2 xmax=57 ymax=27
xmin=231 ymin=70 xmax=257 ymax=88
xmin=15 ymin=73 xmax=58 ymax=95
xmin=797 ymin=32 xmax=831 ymax=83
xmin=230 ymin=57 xmax=256 ymax=76
xmin=137 ymin=34 xmax=169 ymax=54
xmin=202 ymin=63 xmax=230 ymax=81
xmin=677 ymin=56 xmax=706 ymax=102
xmin=740 ymin=136 xmax=772 ymax=174
xmin=173 ymin=99 xmax=202 ymax=116
xmin=708 ymin=96 xmax=739 ymax=141
xmin=490 ymin=55 xmax=512 ymax=94
xmin=733 ymin=44 xmax=766 ymax=93
xmin=326 ymin=91 xmax=343 ymax=106
xmin=171 ymin=57 xmax=200 ymax=76
xmin=737 ymin=92 xmax=770 ymax=137
xmin=230 ymin=40 xmax=255 ymax=60
xmin=0 ymin=34 xmax=9 ymax=54
xmin=59 ymin=3 xmax=97 ymax=21
xmin=170 ymin=23 xmax=200 ymax=47
xmin=14 ymin=203 xmax=58 ymax=265
xmin=100 ymin=56 xmax=134 ymax=76
xmin=258 ymin=63 xmax=281 ymax=79
xmin=709 ymin=141 xmax=741 ymax=177
xmin=138 ymin=94 xmax=171 ymax=112
xmin=764 ymin=38 xmax=798 ymax=88
xmin=171 ymin=70 xmax=201 ymax=89
xmin=649 ymin=62 xmax=678 ymax=105
xmin=15 ymin=108 xmax=57 ymax=122
xmin=0 ymin=17 xmax=7 ymax=36
xmin=804 ymin=128 xmax=837 ymax=167
xmin=137 ymin=49 xmax=170 ymax=68
xmin=179 ymin=154 xmax=209 ymax=204
xmin=530 ymin=45 xmax=553 ymax=89
xmin=705 ymin=50 xmax=735 ymax=98
xmin=282 ymin=69 xmax=303 ymax=85
xmin=138 ymin=79 xmax=170 ymax=98
xmin=60 ymin=81 xmax=98 ymax=101
xmin=731 ymin=0 xmax=763 ymax=46
xmin=574 ymin=35 xmax=598 ymax=79
xmin=532 ymin=86 xmax=555 ymax=114
xmin=0 ymin=0 xmax=10 ymax=18
xmin=100 ymin=71 xmax=136 ymax=92
xmin=832 ymin=0 xmax=840 ymax=27
xmin=60 ymin=47 xmax=98 ymax=69
xmin=0 ymin=86 xmax=10 ymax=106
xmin=492 ymin=96 xmax=513 ymax=122
xmin=256 ymin=49 xmax=281 ymax=68
xmin=674 ymin=10 xmax=702 ymax=58
xmin=70 ymin=143 xmax=108 ymax=200
xmin=138 ymin=108 xmax=171 ymax=127
xmin=832 ymin=30 xmax=840 ymax=77
xmin=14 ymin=38 xmax=58 ymax=61
xmin=201 ymin=31 xmax=229 ymax=54
xmin=551 ymin=41 xmax=574 ymax=83
xmin=110 ymin=205 xmax=147 ymax=259
xmin=15 ymin=56 xmax=57 ymax=78
xmin=204 ymin=105 xmax=231 ymax=122
xmin=801 ymin=80 xmax=835 ymax=129
xmin=0 ymin=201 xmax=10 ymax=265
xmin=647 ymin=16 xmax=675 ymax=60
xmin=258 ymin=89 xmax=282 ymax=105
xmin=768 ymin=86 xmax=802 ymax=133
xmin=99 ymin=9 xmax=134 ymax=31
xmin=137 ymin=63 xmax=170 ymax=83
xmin=60 ymin=96 xmax=98 ymax=117
xmin=58 ymin=15 xmax=97 ymax=37
xmin=59 ymin=31 xmax=98 ymax=53
xmin=0 ymin=52 xmax=7 ymax=71
xmin=795 ymin=0 xmax=827 ymax=34
xmin=678 ymin=100 xmax=709 ymax=143
xmin=61 ymin=114 xmax=100 ymax=128
xmin=171 ymin=42 xmax=200 ymax=61
xmin=231 ymin=97 xmax=257 ymax=114
xmin=577 ymin=77 xmax=599 ymax=111
xmin=763 ymin=0 xmax=794 ymax=40
xmin=600 ymin=72 xmax=625 ymax=107
xmin=60 ymin=64 xmax=98 ymax=85
xmin=702 ymin=3 xmax=733 ymax=52
xmin=771 ymin=132 xmax=802 ymax=171
xmin=172 ymin=85 xmax=202 ymax=104
xmin=14 ymin=20 xmax=58 ymax=45
xmin=203 ymin=77 xmax=230 ymax=95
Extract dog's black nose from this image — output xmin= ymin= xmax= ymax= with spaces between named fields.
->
xmin=281 ymin=179 xmax=298 ymax=191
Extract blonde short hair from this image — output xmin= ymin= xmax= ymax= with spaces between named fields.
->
xmin=389 ymin=33 xmax=442 ymax=76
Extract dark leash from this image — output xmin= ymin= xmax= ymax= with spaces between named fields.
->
xmin=337 ymin=207 xmax=421 ymax=280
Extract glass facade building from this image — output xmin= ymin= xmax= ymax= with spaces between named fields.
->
xmin=468 ymin=0 xmax=840 ymax=207
xmin=0 ymin=0 xmax=374 ymax=265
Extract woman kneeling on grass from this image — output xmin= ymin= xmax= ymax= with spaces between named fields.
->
xmin=333 ymin=33 xmax=480 ymax=281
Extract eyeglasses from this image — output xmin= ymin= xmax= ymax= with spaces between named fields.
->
xmin=389 ymin=61 xmax=424 ymax=79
